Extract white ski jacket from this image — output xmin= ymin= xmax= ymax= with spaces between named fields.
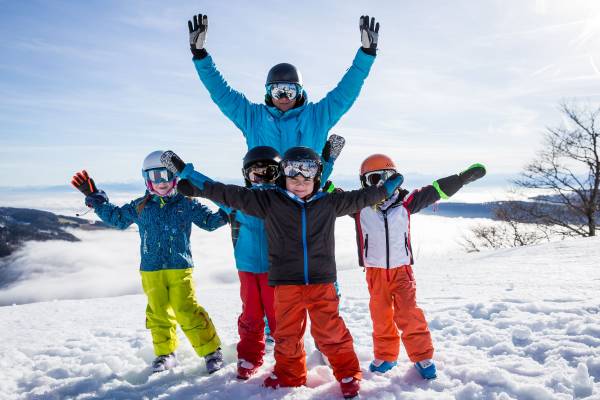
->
xmin=353 ymin=175 xmax=464 ymax=269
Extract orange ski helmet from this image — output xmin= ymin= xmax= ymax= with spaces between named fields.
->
xmin=360 ymin=154 xmax=398 ymax=187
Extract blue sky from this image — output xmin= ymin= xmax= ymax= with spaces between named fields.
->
xmin=1 ymin=0 xmax=600 ymax=188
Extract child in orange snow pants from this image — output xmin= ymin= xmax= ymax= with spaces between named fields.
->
xmin=273 ymin=283 xmax=360 ymax=386
xmin=366 ymin=267 xmax=433 ymax=362
xmin=355 ymin=154 xmax=486 ymax=377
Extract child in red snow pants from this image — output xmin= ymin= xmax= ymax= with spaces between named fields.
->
xmin=237 ymin=271 xmax=276 ymax=366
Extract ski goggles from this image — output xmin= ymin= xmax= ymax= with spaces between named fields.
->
xmin=267 ymin=83 xmax=301 ymax=100
xmin=362 ymin=169 xmax=396 ymax=187
xmin=144 ymin=168 xmax=174 ymax=184
xmin=281 ymin=159 xmax=320 ymax=179
xmin=245 ymin=164 xmax=280 ymax=183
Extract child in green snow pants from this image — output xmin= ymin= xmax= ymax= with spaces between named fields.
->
xmin=141 ymin=268 xmax=220 ymax=357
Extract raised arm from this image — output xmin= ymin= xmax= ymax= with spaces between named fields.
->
xmin=311 ymin=16 xmax=379 ymax=142
xmin=188 ymin=13 xmax=256 ymax=135
xmin=71 ymin=170 xmax=138 ymax=229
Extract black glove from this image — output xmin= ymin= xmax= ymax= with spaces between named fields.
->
xmin=71 ymin=170 xmax=98 ymax=197
xmin=321 ymin=134 xmax=346 ymax=162
xmin=188 ymin=13 xmax=208 ymax=59
xmin=360 ymin=15 xmax=379 ymax=55
xmin=459 ymin=163 xmax=486 ymax=185
xmin=85 ymin=191 xmax=108 ymax=208
xmin=160 ymin=151 xmax=187 ymax=174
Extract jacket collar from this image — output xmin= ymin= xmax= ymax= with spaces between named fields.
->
xmin=278 ymin=186 xmax=326 ymax=205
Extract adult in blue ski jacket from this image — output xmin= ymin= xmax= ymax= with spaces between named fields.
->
xmin=187 ymin=13 xmax=380 ymax=155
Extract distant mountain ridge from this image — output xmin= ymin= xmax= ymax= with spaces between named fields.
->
xmin=0 ymin=207 xmax=108 ymax=258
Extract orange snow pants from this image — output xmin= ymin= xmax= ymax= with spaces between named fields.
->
xmin=366 ymin=266 xmax=434 ymax=362
xmin=273 ymin=283 xmax=361 ymax=386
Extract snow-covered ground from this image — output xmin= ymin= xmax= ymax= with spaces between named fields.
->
xmin=1 ymin=216 xmax=598 ymax=399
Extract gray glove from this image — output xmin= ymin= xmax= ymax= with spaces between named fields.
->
xmin=321 ymin=134 xmax=346 ymax=162
xmin=360 ymin=15 xmax=379 ymax=55
xmin=188 ymin=13 xmax=208 ymax=58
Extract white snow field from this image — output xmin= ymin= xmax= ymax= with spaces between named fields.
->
xmin=1 ymin=214 xmax=599 ymax=400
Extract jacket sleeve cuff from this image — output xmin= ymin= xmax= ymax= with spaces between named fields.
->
xmin=179 ymin=163 xmax=195 ymax=180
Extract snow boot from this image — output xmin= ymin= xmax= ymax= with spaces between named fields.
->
xmin=205 ymin=348 xmax=224 ymax=374
xmin=414 ymin=359 xmax=437 ymax=379
xmin=340 ymin=377 xmax=360 ymax=399
xmin=152 ymin=352 xmax=177 ymax=373
xmin=237 ymin=359 xmax=259 ymax=380
xmin=369 ymin=359 xmax=397 ymax=373
xmin=263 ymin=373 xmax=302 ymax=389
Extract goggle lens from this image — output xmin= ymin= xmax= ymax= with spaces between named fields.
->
xmin=247 ymin=164 xmax=280 ymax=183
xmin=268 ymin=83 xmax=299 ymax=100
xmin=282 ymin=160 xmax=320 ymax=179
xmin=145 ymin=168 xmax=174 ymax=184
xmin=363 ymin=169 xmax=396 ymax=187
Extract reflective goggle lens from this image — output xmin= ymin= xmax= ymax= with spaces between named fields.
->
xmin=145 ymin=168 xmax=174 ymax=183
xmin=363 ymin=169 xmax=396 ymax=187
xmin=247 ymin=164 xmax=280 ymax=183
xmin=282 ymin=160 xmax=320 ymax=179
xmin=268 ymin=83 xmax=299 ymax=100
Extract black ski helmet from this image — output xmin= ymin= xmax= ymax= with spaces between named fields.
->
xmin=266 ymin=63 xmax=303 ymax=86
xmin=242 ymin=146 xmax=282 ymax=187
xmin=279 ymin=146 xmax=323 ymax=194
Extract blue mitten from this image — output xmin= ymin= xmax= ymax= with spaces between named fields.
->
xmin=382 ymin=173 xmax=404 ymax=198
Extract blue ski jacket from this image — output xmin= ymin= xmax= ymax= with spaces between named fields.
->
xmin=192 ymin=48 xmax=376 ymax=154
xmin=92 ymin=192 xmax=227 ymax=271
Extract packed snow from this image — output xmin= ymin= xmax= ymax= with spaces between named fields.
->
xmin=0 ymin=206 xmax=598 ymax=399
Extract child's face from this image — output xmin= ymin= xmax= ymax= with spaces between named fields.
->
xmin=285 ymin=175 xmax=314 ymax=199
xmin=152 ymin=180 xmax=175 ymax=196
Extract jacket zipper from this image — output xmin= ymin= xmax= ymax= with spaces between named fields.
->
xmin=365 ymin=234 xmax=369 ymax=258
xmin=404 ymin=232 xmax=409 ymax=256
xmin=382 ymin=209 xmax=390 ymax=268
xmin=301 ymin=205 xmax=309 ymax=285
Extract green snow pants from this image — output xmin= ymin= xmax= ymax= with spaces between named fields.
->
xmin=140 ymin=268 xmax=221 ymax=357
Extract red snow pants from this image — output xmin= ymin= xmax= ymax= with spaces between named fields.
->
xmin=237 ymin=271 xmax=276 ymax=366
xmin=273 ymin=283 xmax=361 ymax=386
xmin=366 ymin=266 xmax=434 ymax=362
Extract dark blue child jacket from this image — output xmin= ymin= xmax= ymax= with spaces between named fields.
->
xmin=92 ymin=192 xmax=227 ymax=271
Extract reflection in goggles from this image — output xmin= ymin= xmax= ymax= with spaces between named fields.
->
xmin=364 ymin=169 xmax=396 ymax=187
xmin=268 ymin=83 xmax=300 ymax=100
xmin=282 ymin=160 xmax=320 ymax=179
xmin=144 ymin=168 xmax=174 ymax=183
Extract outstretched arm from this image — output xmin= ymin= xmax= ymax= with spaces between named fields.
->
xmin=188 ymin=13 xmax=256 ymax=136
xmin=190 ymin=200 xmax=229 ymax=231
xmin=405 ymin=163 xmax=487 ymax=214
xmin=331 ymin=173 xmax=402 ymax=216
xmin=162 ymin=151 xmax=271 ymax=218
